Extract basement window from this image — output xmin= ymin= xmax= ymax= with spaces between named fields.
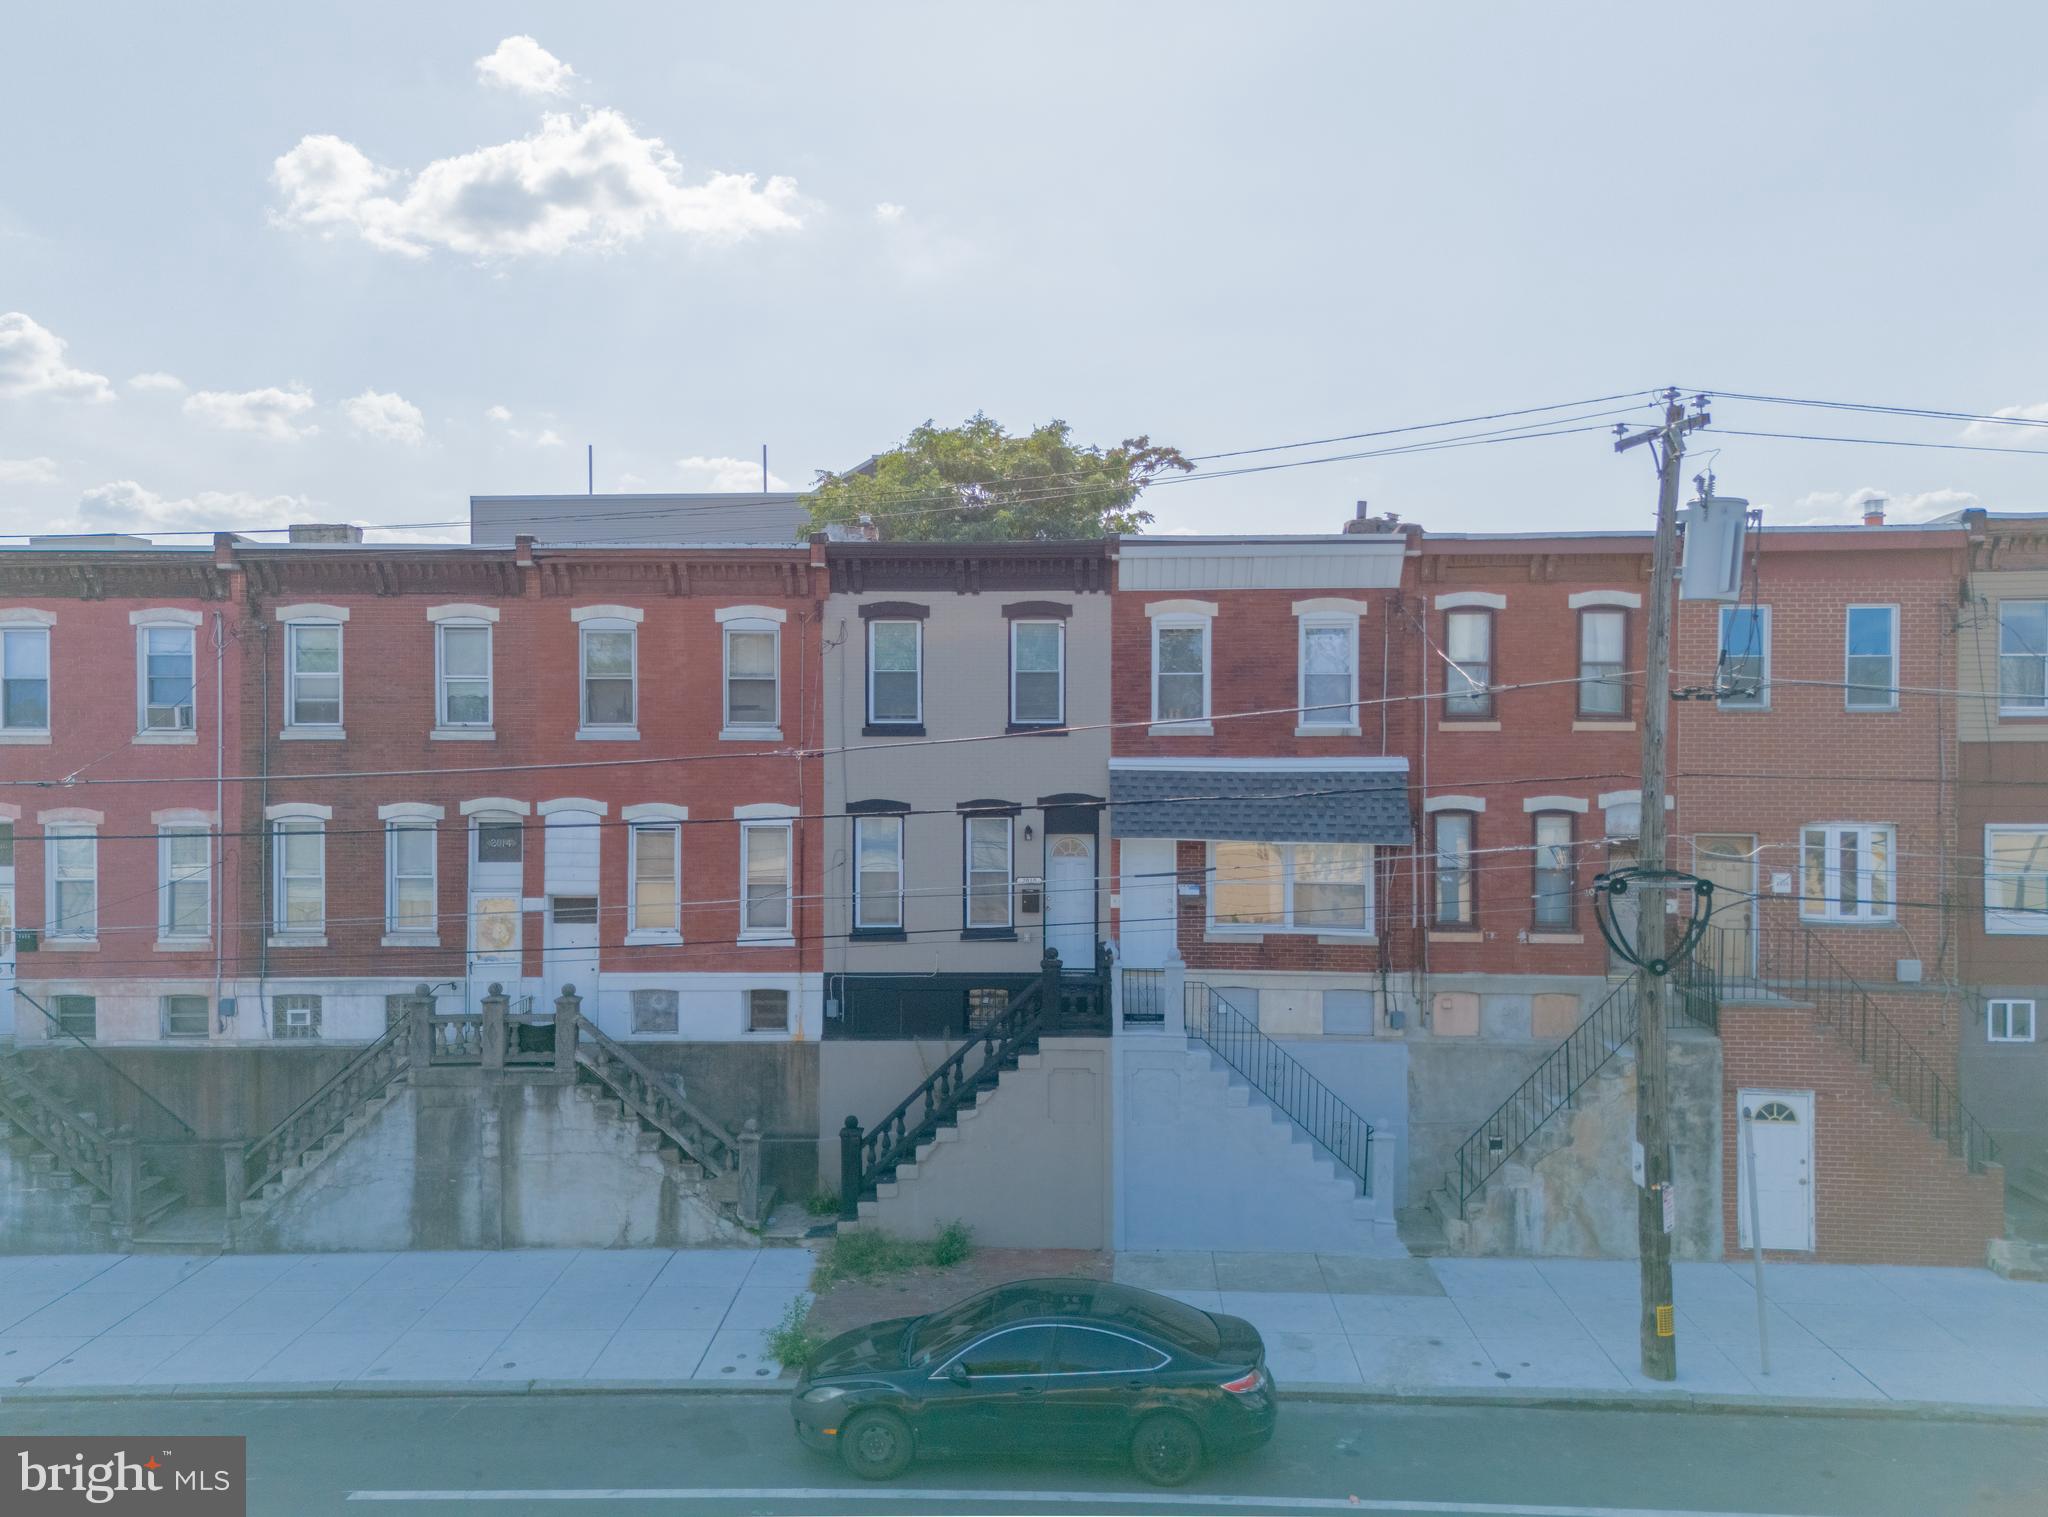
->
xmin=747 ymin=988 xmax=790 ymax=1033
xmin=633 ymin=988 xmax=680 ymax=1034
xmin=273 ymin=994 xmax=322 ymax=1040
xmin=161 ymin=994 xmax=209 ymax=1039
xmin=52 ymin=995 xmax=96 ymax=1041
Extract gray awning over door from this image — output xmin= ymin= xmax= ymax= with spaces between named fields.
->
xmin=1108 ymin=765 xmax=1411 ymax=845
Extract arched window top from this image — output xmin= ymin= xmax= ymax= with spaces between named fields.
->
xmin=1754 ymin=1100 xmax=1799 ymax=1123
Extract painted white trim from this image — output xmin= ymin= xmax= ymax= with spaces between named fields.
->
xmin=1291 ymin=597 xmax=1371 ymax=617
xmin=0 ymin=801 xmax=19 ymax=821
xmin=1598 ymin=789 xmax=1673 ymax=811
xmin=714 ymin=604 xmax=788 ymax=625
xmin=36 ymin=807 xmax=104 ymax=825
xmin=426 ymin=603 xmax=501 ymax=624
xmin=150 ymin=808 xmax=218 ymax=826
xmin=459 ymin=797 xmax=532 ymax=817
xmin=1110 ymin=756 xmax=1408 ymax=772
xmin=0 ymin=607 xmax=56 ymax=626
xmin=265 ymin=802 xmax=332 ymax=821
xmin=128 ymin=607 xmax=204 ymax=627
xmin=537 ymin=797 xmax=610 ymax=817
xmin=733 ymin=802 xmax=800 ymax=819
xmin=623 ymin=802 xmax=690 ymax=822
xmin=272 ymin=603 xmax=349 ymax=623
xmin=570 ymin=604 xmax=645 ymax=624
xmin=1142 ymin=598 xmax=1220 ymax=619
xmin=1521 ymin=794 xmax=1590 ymax=814
xmin=1566 ymin=590 xmax=1642 ymax=610
xmin=1433 ymin=591 xmax=1507 ymax=610
xmin=377 ymin=802 xmax=446 ymax=822
xmin=1423 ymin=794 xmax=1487 ymax=813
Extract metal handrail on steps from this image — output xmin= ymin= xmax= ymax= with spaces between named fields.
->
xmin=839 ymin=972 xmax=1049 ymax=1218
xmin=11 ymin=986 xmax=198 ymax=1139
xmin=241 ymin=1008 xmax=416 ymax=1198
xmin=572 ymin=1013 xmax=742 ymax=1178
xmin=1184 ymin=981 xmax=1374 ymax=1193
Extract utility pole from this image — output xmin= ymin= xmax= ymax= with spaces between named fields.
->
xmin=1614 ymin=388 xmax=1710 ymax=1380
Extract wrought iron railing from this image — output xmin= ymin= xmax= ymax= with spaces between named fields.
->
xmin=1700 ymin=922 xmax=1997 ymax=1171
xmin=1121 ymin=967 xmax=1166 ymax=1025
xmin=1184 ymin=982 xmax=1374 ymax=1193
xmin=1452 ymin=976 xmax=1637 ymax=1218
xmin=572 ymin=1014 xmax=742 ymax=1180
xmin=841 ymin=975 xmax=1049 ymax=1216
xmin=242 ymin=1007 xmax=416 ymax=1198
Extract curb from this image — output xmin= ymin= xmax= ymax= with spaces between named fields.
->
xmin=3 ymin=1378 xmax=2043 ymax=1425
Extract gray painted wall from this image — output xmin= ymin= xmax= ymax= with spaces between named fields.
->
xmin=1960 ymin=986 xmax=2048 ymax=1175
xmin=821 ymin=588 xmax=1111 ymax=979
xmin=1273 ymin=1037 xmax=1410 ymax=1205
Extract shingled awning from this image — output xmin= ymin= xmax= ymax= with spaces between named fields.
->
xmin=1108 ymin=762 xmax=1411 ymax=845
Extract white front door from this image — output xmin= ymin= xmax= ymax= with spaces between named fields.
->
xmin=545 ymin=896 xmax=600 ymax=1017
xmin=1737 ymin=1088 xmax=1815 ymax=1251
xmin=1044 ymin=834 xmax=1096 ymax=970
xmin=1117 ymin=837 xmax=1177 ymax=969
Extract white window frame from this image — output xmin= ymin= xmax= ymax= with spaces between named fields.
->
xmin=160 ymin=993 xmax=211 ymax=1040
xmin=1844 ymin=604 xmax=1899 ymax=712
xmin=867 ymin=619 xmax=923 ymax=727
xmin=380 ymin=803 xmax=443 ymax=944
xmin=1984 ymin=824 xmax=2048 ymax=936
xmin=854 ymin=814 xmax=905 ymax=931
xmin=1205 ymin=840 xmax=1375 ymax=938
xmin=278 ymin=607 xmax=348 ymax=735
xmin=1717 ymin=604 xmax=1771 ymax=710
xmin=1297 ymin=616 xmax=1360 ymax=732
xmin=577 ymin=619 xmax=639 ymax=736
xmin=1009 ymin=619 xmax=1067 ymax=727
xmin=737 ymin=808 xmax=795 ymax=943
xmin=718 ymin=607 xmax=785 ymax=739
xmin=133 ymin=611 xmax=201 ymax=738
xmin=627 ymin=819 xmax=683 ymax=943
xmin=964 ymin=813 xmax=1015 ymax=931
xmin=1149 ymin=618 xmax=1212 ymax=730
xmin=156 ymin=821 xmax=212 ymax=942
xmin=42 ymin=816 xmax=99 ymax=942
xmin=434 ymin=618 xmax=494 ymax=733
xmin=268 ymin=803 xmax=330 ymax=942
xmin=0 ymin=613 xmax=54 ymax=740
xmin=1997 ymin=599 xmax=2048 ymax=717
xmin=1799 ymin=822 xmax=1896 ymax=924
xmin=1988 ymin=998 xmax=2036 ymax=1044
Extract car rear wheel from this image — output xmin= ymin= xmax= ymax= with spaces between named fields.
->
xmin=1131 ymin=1412 xmax=1203 ymax=1487
xmin=839 ymin=1409 xmax=914 ymax=1481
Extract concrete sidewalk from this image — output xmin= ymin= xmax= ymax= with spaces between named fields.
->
xmin=1114 ymin=1252 xmax=2048 ymax=1408
xmin=3 ymin=1246 xmax=2044 ymax=1415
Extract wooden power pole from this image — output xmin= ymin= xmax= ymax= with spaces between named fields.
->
xmin=1615 ymin=388 xmax=1710 ymax=1380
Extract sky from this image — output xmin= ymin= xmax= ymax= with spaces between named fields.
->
xmin=3 ymin=2 xmax=2047 ymax=545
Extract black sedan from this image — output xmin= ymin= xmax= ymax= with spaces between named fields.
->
xmin=790 ymin=1276 xmax=1276 ymax=1486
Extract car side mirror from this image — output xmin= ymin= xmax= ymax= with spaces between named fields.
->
xmin=947 ymin=1362 xmax=970 ymax=1387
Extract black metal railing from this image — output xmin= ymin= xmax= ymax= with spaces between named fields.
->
xmin=1184 ymin=981 xmax=1374 ymax=1194
xmin=1700 ymin=922 xmax=1997 ymax=1171
xmin=1670 ymin=952 xmax=1721 ymax=1034
xmin=1121 ymin=967 xmax=1166 ymax=1025
xmin=841 ymin=970 xmax=1050 ymax=1218
xmin=1452 ymin=976 xmax=1637 ymax=1218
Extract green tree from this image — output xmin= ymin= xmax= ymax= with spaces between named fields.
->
xmin=804 ymin=414 xmax=1192 ymax=541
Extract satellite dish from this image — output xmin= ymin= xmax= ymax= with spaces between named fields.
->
xmin=1679 ymin=494 xmax=1750 ymax=602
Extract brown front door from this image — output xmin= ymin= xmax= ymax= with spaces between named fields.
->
xmin=1692 ymin=835 xmax=1757 ymax=982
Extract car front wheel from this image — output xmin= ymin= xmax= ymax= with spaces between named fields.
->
xmin=839 ymin=1409 xmax=914 ymax=1481
xmin=1131 ymin=1412 xmax=1203 ymax=1487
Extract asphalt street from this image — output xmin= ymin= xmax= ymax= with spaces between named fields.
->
xmin=2 ymin=1392 xmax=2043 ymax=1517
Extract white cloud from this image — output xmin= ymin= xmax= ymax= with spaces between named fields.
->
xmin=272 ymin=110 xmax=803 ymax=260
xmin=1962 ymin=401 xmax=2048 ymax=445
xmin=342 ymin=388 xmax=425 ymax=444
xmin=0 ymin=456 xmax=60 ymax=484
xmin=487 ymin=406 xmax=565 ymax=446
xmin=676 ymin=454 xmax=788 ymax=492
xmin=872 ymin=202 xmax=906 ymax=224
xmin=485 ymin=404 xmax=513 ymax=424
xmin=182 ymin=384 xmax=319 ymax=440
xmin=128 ymin=371 xmax=186 ymax=393
xmin=534 ymin=428 xmax=565 ymax=447
xmin=0 ymin=312 xmax=114 ymax=402
xmin=476 ymin=36 xmax=576 ymax=98
xmin=1786 ymin=485 xmax=1979 ymax=525
xmin=59 ymin=480 xmax=319 ymax=537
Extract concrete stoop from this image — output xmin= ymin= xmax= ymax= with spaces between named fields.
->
xmin=1120 ymin=1042 xmax=1398 ymax=1257
xmin=1 ymin=1112 xmax=114 ymax=1252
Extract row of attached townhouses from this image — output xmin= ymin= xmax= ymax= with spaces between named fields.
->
xmin=0 ymin=498 xmax=2039 ymax=1270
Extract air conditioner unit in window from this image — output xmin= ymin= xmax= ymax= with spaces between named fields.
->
xmin=147 ymin=705 xmax=194 ymax=731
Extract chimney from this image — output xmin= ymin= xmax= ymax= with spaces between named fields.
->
xmin=1342 ymin=500 xmax=1402 ymax=535
xmin=287 ymin=523 xmax=364 ymax=545
xmin=1862 ymin=497 xmax=1887 ymax=528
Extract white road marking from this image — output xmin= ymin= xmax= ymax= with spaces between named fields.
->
xmin=345 ymin=1487 xmax=1825 ymax=1516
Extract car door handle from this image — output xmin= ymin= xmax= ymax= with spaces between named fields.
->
xmin=1015 ymin=1385 xmax=1044 ymax=1396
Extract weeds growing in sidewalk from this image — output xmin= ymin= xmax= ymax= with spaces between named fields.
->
xmin=813 ymin=1221 xmax=975 ymax=1287
xmin=805 ymin=1189 xmax=843 ymax=1217
xmin=767 ymin=1297 xmax=824 ymax=1372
